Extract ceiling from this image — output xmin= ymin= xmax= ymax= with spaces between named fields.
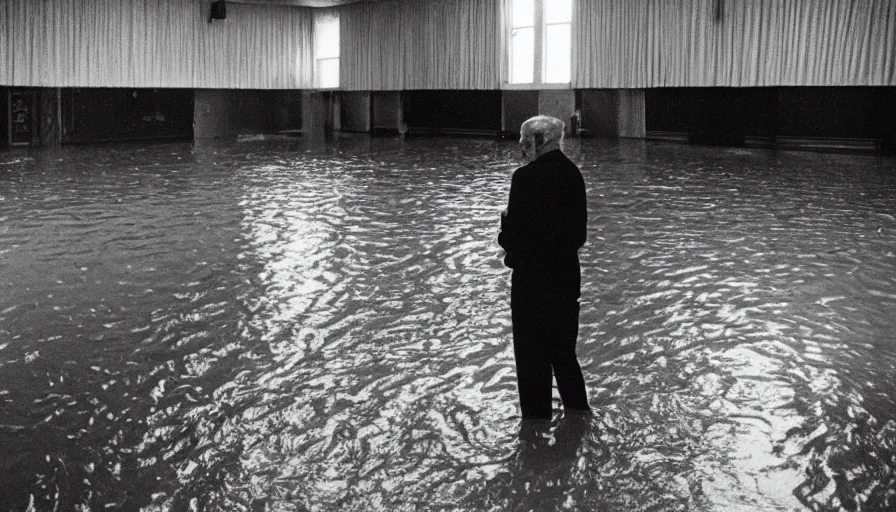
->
xmin=231 ymin=0 xmax=376 ymax=7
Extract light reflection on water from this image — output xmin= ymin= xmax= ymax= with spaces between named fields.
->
xmin=1 ymin=137 xmax=895 ymax=511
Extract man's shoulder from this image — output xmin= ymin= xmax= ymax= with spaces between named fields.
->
xmin=552 ymin=150 xmax=579 ymax=170
xmin=512 ymin=161 xmax=538 ymax=181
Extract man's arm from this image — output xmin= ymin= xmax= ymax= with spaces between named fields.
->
xmin=573 ymin=170 xmax=587 ymax=250
xmin=498 ymin=169 xmax=531 ymax=266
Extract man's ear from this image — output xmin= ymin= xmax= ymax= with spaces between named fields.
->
xmin=533 ymin=133 xmax=545 ymax=149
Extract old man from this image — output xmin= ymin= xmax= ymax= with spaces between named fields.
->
xmin=498 ymin=115 xmax=590 ymax=419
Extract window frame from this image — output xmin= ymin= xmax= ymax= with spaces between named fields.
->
xmin=505 ymin=0 xmax=573 ymax=90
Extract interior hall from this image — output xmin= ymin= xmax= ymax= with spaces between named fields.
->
xmin=2 ymin=1 xmax=896 ymax=511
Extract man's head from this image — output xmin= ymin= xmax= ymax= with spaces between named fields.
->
xmin=519 ymin=115 xmax=565 ymax=162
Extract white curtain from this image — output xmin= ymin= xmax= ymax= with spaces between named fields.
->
xmin=575 ymin=0 xmax=896 ymax=88
xmin=340 ymin=0 xmax=502 ymax=90
xmin=340 ymin=1 xmax=405 ymax=90
xmin=402 ymin=0 xmax=501 ymax=89
xmin=0 ymin=0 xmax=314 ymax=89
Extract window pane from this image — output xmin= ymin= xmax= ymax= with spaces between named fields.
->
xmin=318 ymin=58 xmax=339 ymax=88
xmin=512 ymin=0 xmax=534 ymax=27
xmin=510 ymin=27 xmax=534 ymax=83
xmin=544 ymin=0 xmax=572 ymax=24
xmin=544 ymin=23 xmax=570 ymax=83
xmin=315 ymin=17 xmax=339 ymax=59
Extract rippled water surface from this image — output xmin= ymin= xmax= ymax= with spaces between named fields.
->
xmin=1 ymin=137 xmax=896 ymax=511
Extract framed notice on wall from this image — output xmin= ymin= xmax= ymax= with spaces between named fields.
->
xmin=9 ymin=90 xmax=35 ymax=146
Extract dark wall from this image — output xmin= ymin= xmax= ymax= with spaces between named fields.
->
xmin=403 ymin=90 xmax=502 ymax=131
xmin=691 ymin=88 xmax=776 ymax=145
xmin=884 ymin=89 xmax=896 ymax=153
xmin=646 ymin=87 xmax=895 ymax=146
xmin=645 ymin=88 xmax=691 ymax=134
xmin=502 ymin=90 xmax=539 ymax=135
xmin=372 ymin=91 xmax=402 ymax=132
xmin=340 ymin=91 xmax=370 ymax=132
xmin=580 ymin=89 xmax=619 ymax=137
xmin=646 ymin=87 xmax=776 ymax=144
xmin=62 ymin=88 xmax=193 ymax=144
xmin=777 ymin=87 xmax=885 ymax=139
xmin=0 ymin=87 xmax=7 ymax=148
xmin=194 ymin=89 xmax=302 ymax=139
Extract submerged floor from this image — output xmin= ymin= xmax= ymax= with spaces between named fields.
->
xmin=1 ymin=136 xmax=895 ymax=511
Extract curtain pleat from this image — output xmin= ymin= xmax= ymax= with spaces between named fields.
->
xmin=341 ymin=0 xmax=500 ymax=90
xmin=0 ymin=0 xmax=313 ymax=89
xmin=574 ymin=0 xmax=896 ymax=88
xmin=340 ymin=1 xmax=404 ymax=90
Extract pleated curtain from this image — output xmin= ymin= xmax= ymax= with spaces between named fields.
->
xmin=340 ymin=1 xmax=405 ymax=90
xmin=5 ymin=0 xmax=893 ymax=90
xmin=340 ymin=0 xmax=502 ymax=90
xmin=575 ymin=0 xmax=896 ymax=88
xmin=0 ymin=0 xmax=314 ymax=89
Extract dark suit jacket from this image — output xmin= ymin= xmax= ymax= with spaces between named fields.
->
xmin=498 ymin=149 xmax=587 ymax=304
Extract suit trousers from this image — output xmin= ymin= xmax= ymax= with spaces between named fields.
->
xmin=511 ymin=297 xmax=590 ymax=418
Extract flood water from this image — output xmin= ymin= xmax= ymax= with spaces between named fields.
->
xmin=1 ymin=136 xmax=895 ymax=511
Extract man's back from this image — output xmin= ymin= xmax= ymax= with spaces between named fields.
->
xmin=499 ymin=148 xmax=586 ymax=301
xmin=500 ymin=114 xmax=592 ymax=419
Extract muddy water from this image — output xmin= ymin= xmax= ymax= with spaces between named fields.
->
xmin=1 ymin=137 xmax=895 ymax=511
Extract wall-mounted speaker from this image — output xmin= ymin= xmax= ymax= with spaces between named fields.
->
xmin=210 ymin=0 xmax=226 ymax=20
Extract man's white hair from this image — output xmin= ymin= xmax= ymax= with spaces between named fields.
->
xmin=520 ymin=115 xmax=565 ymax=145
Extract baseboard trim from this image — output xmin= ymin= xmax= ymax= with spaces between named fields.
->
xmin=645 ymin=131 xmax=689 ymax=143
xmin=743 ymin=135 xmax=776 ymax=148
xmin=776 ymin=136 xmax=879 ymax=152
xmin=405 ymin=127 xmax=502 ymax=138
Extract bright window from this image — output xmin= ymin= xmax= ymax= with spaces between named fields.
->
xmin=508 ymin=0 xmax=572 ymax=85
xmin=543 ymin=0 xmax=571 ymax=83
xmin=510 ymin=0 xmax=535 ymax=84
xmin=314 ymin=14 xmax=339 ymax=88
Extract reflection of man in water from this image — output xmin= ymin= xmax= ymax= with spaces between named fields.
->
xmin=498 ymin=115 xmax=590 ymax=419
